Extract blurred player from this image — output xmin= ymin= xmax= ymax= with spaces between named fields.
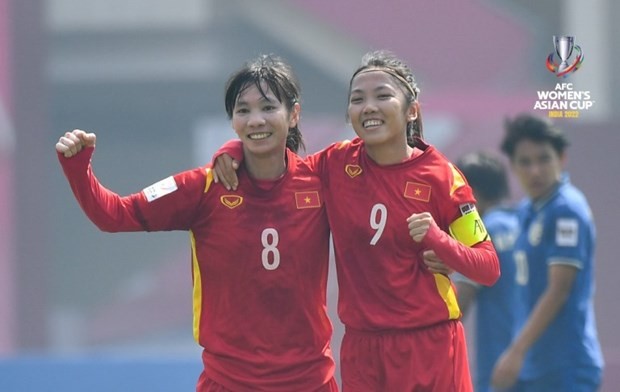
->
xmin=213 ymin=50 xmax=500 ymax=391
xmin=56 ymin=55 xmax=338 ymax=392
xmin=491 ymin=114 xmax=604 ymax=391
xmin=452 ymin=151 xmax=522 ymax=392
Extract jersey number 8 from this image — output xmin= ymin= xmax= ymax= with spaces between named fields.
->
xmin=261 ymin=228 xmax=280 ymax=270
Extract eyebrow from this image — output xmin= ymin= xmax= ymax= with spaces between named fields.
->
xmin=235 ymin=95 xmax=277 ymax=106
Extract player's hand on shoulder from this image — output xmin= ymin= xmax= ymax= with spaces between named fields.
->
xmin=212 ymin=153 xmax=239 ymax=191
xmin=56 ymin=129 xmax=96 ymax=158
xmin=407 ymin=212 xmax=434 ymax=242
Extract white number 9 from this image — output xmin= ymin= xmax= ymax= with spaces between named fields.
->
xmin=369 ymin=203 xmax=387 ymax=245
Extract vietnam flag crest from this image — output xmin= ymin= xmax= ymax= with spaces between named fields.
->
xmin=295 ymin=191 xmax=321 ymax=209
xmin=404 ymin=182 xmax=432 ymax=202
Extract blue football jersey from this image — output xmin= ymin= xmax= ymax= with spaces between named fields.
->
xmin=515 ymin=176 xmax=603 ymax=380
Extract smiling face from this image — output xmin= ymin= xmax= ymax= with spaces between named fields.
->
xmin=347 ymin=70 xmax=417 ymax=155
xmin=231 ymin=82 xmax=299 ymax=158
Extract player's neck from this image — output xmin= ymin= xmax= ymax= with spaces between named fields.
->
xmin=366 ymin=143 xmax=414 ymax=166
xmin=244 ymin=152 xmax=287 ymax=180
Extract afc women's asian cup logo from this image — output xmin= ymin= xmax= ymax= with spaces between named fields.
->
xmin=546 ymin=35 xmax=584 ymax=78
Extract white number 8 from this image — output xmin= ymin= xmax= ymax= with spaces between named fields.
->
xmin=370 ymin=203 xmax=387 ymax=245
xmin=261 ymin=228 xmax=280 ymax=270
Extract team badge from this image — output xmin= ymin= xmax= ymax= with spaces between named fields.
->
xmin=344 ymin=165 xmax=362 ymax=178
xmin=221 ymin=195 xmax=243 ymax=209
xmin=528 ymin=219 xmax=544 ymax=246
xmin=345 ymin=164 xmax=362 ymax=178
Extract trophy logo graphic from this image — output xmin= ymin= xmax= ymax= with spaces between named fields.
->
xmin=546 ymin=35 xmax=584 ymax=78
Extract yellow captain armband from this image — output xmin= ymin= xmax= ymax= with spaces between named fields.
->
xmin=448 ymin=204 xmax=489 ymax=246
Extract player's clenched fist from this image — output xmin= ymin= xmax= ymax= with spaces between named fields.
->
xmin=407 ymin=212 xmax=435 ymax=242
xmin=56 ymin=129 xmax=97 ymax=158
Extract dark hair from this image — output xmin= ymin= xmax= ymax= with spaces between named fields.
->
xmin=456 ymin=151 xmax=509 ymax=203
xmin=500 ymin=113 xmax=569 ymax=159
xmin=224 ymin=54 xmax=304 ymax=153
xmin=348 ymin=50 xmax=423 ymax=148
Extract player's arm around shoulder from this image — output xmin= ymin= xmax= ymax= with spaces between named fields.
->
xmin=303 ymin=139 xmax=353 ymax=172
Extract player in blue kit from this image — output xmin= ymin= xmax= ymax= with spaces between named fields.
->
xmin=452 ymin=151 xmax=522 ymax=392
xmin=491 ymin=114 xmax=604 ymax=391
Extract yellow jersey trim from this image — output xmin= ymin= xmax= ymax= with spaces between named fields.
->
xmin=204 ymin=168 xmax=214 ymax=193
xmin=433 ymin=274 xmax=461 ymax=319
xmin=336 ymin=140 xmax=351 ymax=149
xmin=449 ymin=163 xmax=466 ymax=196
xmin=190 ymin=231 xmax=202 ymax=343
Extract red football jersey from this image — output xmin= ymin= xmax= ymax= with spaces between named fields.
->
xmin=307 ymin=138 xmax=497 ymax=331
xmin=59 ymin=147 xmax=335 ymax=392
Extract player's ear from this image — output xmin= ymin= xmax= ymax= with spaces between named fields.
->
xmin=407 ymin=101 xmax=418 ymax=122
xmin=289 ymin=102 xmax=301 ymax=128
xmin=559 ymin=151 xmax=568 ymax=168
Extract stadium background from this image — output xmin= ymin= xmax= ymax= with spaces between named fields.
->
xmin=1 ymin=0 xmax=619 ymax=390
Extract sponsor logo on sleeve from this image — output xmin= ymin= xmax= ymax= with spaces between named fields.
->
xmin=143 ymin=176 xmax=178 ymax=203
xmin=556 ymin=218 xmax=579 ymax=246
xmin=459 ymin=203 xmax=475 ymax=215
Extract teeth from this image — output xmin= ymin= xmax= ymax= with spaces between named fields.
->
xmin=363 ymin=120 xmax=383 ymax=128
xmin=248 ymin=132 xmax=270 ymax=140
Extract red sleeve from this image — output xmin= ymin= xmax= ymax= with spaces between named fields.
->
xmin=303 ymin=149 xmax=328 ymax=180
xmin=211 ymin=139 xmax=244 ymax=164
xmin=422 ymin=221 xmax=500 ymax=286
xmin=303 ymin=140 xmax=355 ymax=185
xmin=58 ymin=147 xmax=145 ymax=232
xmin=58 ymin=147 xmax=206 ymax=232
